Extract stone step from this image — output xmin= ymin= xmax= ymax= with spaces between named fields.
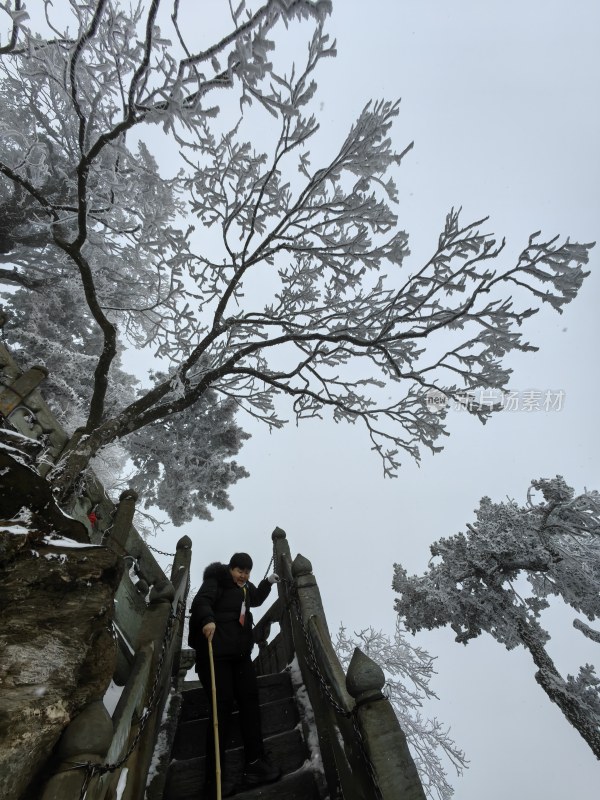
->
xmin=172 ymin=696 xmax=299 ymax=759
xmin=164 ymin=728 xmax=308 ymax=800
xmin=220 ymin=767 xmax=320 ymax=800
xmin=180 ymin=672 xmax=293 ymax=722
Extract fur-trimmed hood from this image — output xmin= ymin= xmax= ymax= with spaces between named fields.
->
xmin=203 ymin=561 xmax=235 ymax=585
xmin=189 ymin=562 xmax=273 ymax=657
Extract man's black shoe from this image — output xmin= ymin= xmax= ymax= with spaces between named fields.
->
xmin=243 ymin=756 xmax=281 ymax=786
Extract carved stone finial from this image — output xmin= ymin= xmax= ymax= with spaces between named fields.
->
xmin=176 ymin=535 xmax=192 ymax=550
xmin=346 ymin=647 xmax=385 ymax=704
xmin=291 ymin=553 xmax=313 ymax=578
xmin=271 ymin=527 xmax=287 ymax=541
xmin=119 ymin=489 xmax=138 ymax=502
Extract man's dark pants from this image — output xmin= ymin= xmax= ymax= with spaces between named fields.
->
xmin=196 ymin=652 xmax=264 ymax=780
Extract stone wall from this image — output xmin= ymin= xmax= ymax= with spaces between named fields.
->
xmin=0 ymin=339 xmax=188 ymax=800
xmin=0 ymin=523 xmax=121 ymax=800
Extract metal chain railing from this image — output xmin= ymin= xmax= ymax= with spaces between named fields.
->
xmin=146 ymin=541 xmax=176 ymax=558
xmin=284 ymin=576 xmax=352 ymax=717
xmin=348 ymin=709 xmax=385 ymax=800
xmin=261 ymin=552 xmax=274 ymax=582
xmin=276 ymin=556 xmax=384 ymax=800
xmin=59 ymin=600 xmax=185 ymax=800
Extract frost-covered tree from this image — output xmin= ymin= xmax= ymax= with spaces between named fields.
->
xmin=335 ymin=622 xmax=467 ymax=800
xmin=2 ymin=277 xmax=250 ymax=523
xmin=3 ymin=282 xmax=137 ymax=433
xmin=393 ymin=477 xmax=600 ymax=758
xmin=0 ymin=2 xmax=593 ymax=513
xmin=126 ymin=385 xmax=250 ymax=525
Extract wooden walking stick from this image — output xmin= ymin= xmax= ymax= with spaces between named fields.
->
xmin=208 ymin=638 xmax=222 ymax=800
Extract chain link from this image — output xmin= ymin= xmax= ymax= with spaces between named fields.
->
xmin=63 ymin=601 xmax=185 ymax=800
xmin=146 ymin=541 xmax=176 ymax=558
xmin=284 ymin=576 xmax=352 ymax=717
xmin=261 ymin=553 xmax=274 ymax=582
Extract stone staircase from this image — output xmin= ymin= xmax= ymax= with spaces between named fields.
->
xmin=1 ymin=344 xmax=426 ymax=800
xmin=163 ymin=670 xmax=320 ymax=800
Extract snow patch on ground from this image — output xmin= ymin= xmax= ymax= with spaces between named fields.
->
xmin=145 ymin=688 xmax=176 ymax=793
xmin=115 ymin=767 xmax=128 ymax=800
xmin=1 ymin=507 xmax=34 ymax=534
xmin=42 ymin=535 xmax=100 ymax=548
xmin=44 ymin=552 xmax=67 ymax=563
xmin=1 ymin=523 xmax=31 ymax=535
xmin=0 ymin=441 xmax=40 ymax=470
xmin=13 ymin=506 xmax=33 ymax=523
xmin=288 ymin=656 xmax=325 ymax=778
xmin=1 ymin=429 xmax=37 ymax=445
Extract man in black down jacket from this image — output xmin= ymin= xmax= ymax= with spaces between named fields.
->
xmin=189 ymin=552 xmax=280 ymax=796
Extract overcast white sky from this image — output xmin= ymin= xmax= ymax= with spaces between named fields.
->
xmin=124 ymin=1 xmax=600 ymax=796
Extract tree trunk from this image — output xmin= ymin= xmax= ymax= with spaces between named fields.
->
xmin=49 ymin=421 xmax=119 ymax=502
xmin=518 ymin=620 xmax=600 ymax=759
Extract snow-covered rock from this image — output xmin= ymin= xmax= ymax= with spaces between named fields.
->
xmin=0 ymin=523 xmax=120 ymax=799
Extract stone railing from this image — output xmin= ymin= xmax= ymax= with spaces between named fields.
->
xmin=253 ymin=528 xmax=426 ymax=800
xmin=0 ymin=340 xmax=192 ymax=800
xmin=2 ymin=337 xmax=424 ymax=799
xmin=40 ymin=533 xmax=191 ymax=800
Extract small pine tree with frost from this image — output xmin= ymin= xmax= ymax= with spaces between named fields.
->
xmin=394 ymin=476 xmax=600 ymax=758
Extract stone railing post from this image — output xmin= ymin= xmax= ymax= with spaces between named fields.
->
xmin=290 ymin=552 xmax=343 ymax=797
xmin=122 ymin=576 xmax=176 ymax=800
xmin=291 ymin=553 xmax=329 ymax=635
xmin=169 ymin=535 xmax=192 ymax=682
xmin=346 ymin=648 xmax=426 ymax=800
xmin=270 ymin=527 xmax=295 ymax=667
xmin=145 ymin=536 xmax=192 ymax=800
xmin=104 ymin=490 xmax=166 ymax=589
xmin=271 ymin=526 xmax=292 ymax=578
xmin=110 ymin=489 xmax=139 ymax=552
